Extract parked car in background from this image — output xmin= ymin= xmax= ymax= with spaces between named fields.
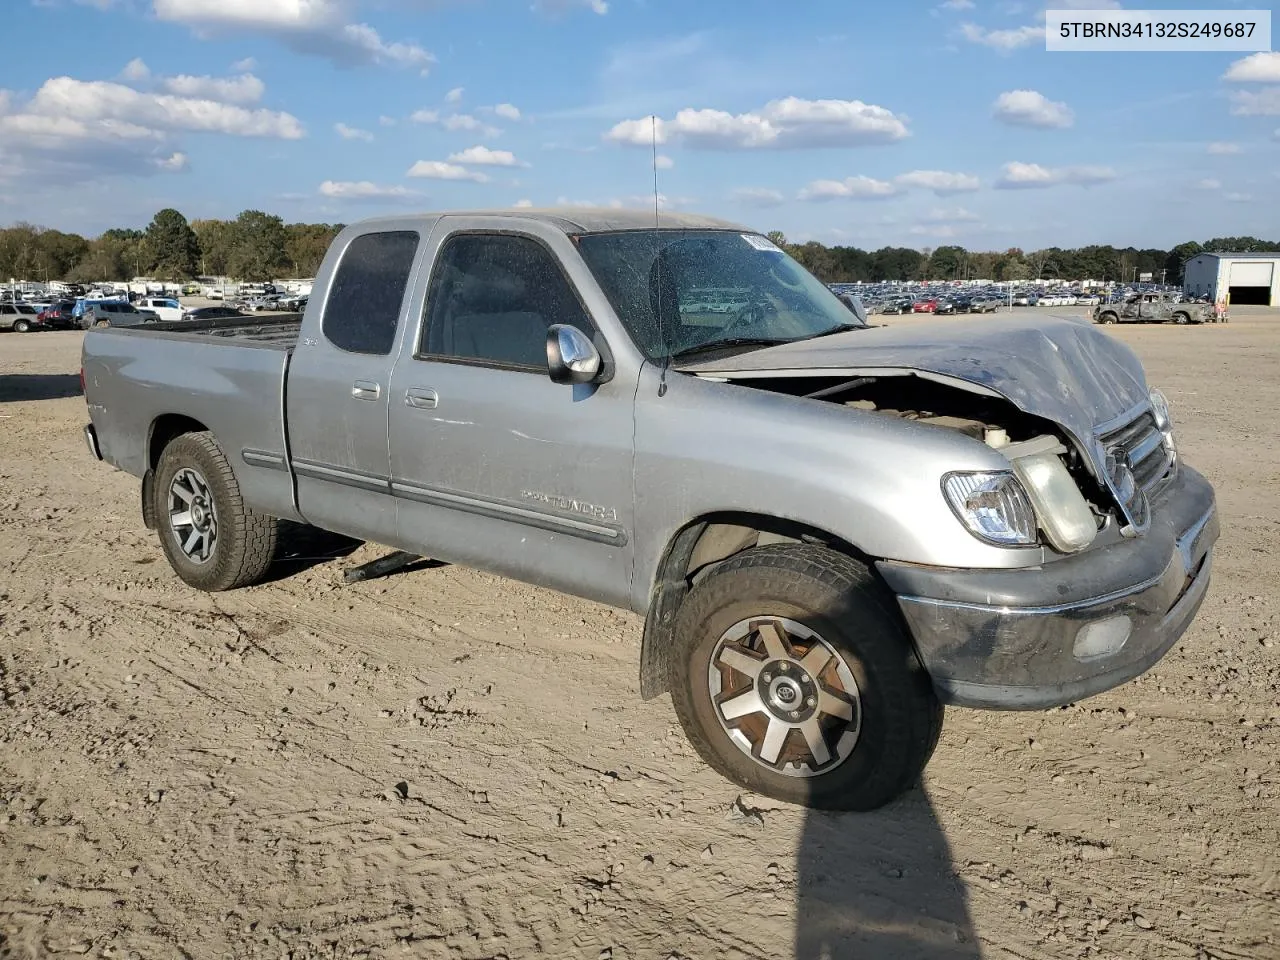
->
xmin=934 ymin=298 xmax=957 ymax=315
xmin=1093 ymin=293 xmax=1215 ymax=325
xmin=912 ymin=298 xmax=937 ymax=313
xmin=139 ymin=297 xmax=185 ymax=323
xmin=879 ymin=298 xmax=913 ymax=315
xmin=182 ymin=306 xmax=247 ymax=322
xmin=0 ymin=303 xmax=44 ymax=332
xmin=37 ymin=300 xmax=78 ymax=329
xmin=79 ymin=301 xmax=161 ymax=329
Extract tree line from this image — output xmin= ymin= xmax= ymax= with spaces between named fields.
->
xmin=2 ymin=208 xmax=1277 ymax=285
xmin=0 ymin=209 xmax=344 ymax=284
xmin=764 ymin=233 xmax=1280 ymax=284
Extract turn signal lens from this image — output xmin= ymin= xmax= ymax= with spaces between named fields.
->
xmin=942 ymin=472 xmax=1037 ymax=546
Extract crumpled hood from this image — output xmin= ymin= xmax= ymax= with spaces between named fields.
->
xmin=680 ymin=314 xmax=1150 ymax=449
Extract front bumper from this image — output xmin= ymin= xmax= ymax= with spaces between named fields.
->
xmin=878 ymin=466 xmax=1218 ymax=710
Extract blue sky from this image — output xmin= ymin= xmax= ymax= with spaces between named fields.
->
xmin=1 ymin=0 xmax=1278 ymax=249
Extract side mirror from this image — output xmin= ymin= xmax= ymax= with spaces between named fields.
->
xmin=838 ymin=293 xmax=868 ymax=326
xmin=546 ymin=324 xmax=603 ymax=384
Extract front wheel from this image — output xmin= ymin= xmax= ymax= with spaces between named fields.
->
xmin=153 ymin=431 xmax=278 ymax=591
xmin=1097 ymin=312 xmax=1118 ymax=324
xmin=668 ymin=545 xmax=942 ymax=811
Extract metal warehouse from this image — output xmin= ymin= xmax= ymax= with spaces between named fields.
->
xmin=1183 ymin=252 xmax=1280 ymax=307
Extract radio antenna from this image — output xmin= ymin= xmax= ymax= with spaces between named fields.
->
xmin=652 ymin=114 xmax=669 ymax=398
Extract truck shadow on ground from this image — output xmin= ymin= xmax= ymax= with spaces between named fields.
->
xmin=265 ymin=522 xmax=446 ymax=584
xmin=0 ymin=374 xmax=83 ymax=402
xmin=795 ymin=786 xmax=979 ymax=959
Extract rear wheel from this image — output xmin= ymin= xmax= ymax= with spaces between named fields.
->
xmin=1098 ymin=311 xmax=1118 ymax=324
xmin=13 ymin=319 xmax=30 ymax=333
xmin=1172 ymin=312 xmax=1190 ymax=325
xmin=668 ymin=544 xmax=942 ymax=811
xmin=153 ymin=431 xmax=277 ymax=591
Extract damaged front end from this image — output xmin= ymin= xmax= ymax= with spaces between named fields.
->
xmin=681 ymin=316 xmax=1217 ymax=709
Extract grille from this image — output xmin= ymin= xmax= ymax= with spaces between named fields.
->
xmin=1101 ymin=410 xmax=1174 ymax=495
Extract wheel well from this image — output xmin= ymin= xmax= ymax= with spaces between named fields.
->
xmin=638 ymin=513 xmax=868 ymax=700
xmin=141 ymin=414 xmax=208 ymax=529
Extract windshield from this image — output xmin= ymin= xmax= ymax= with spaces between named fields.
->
xmin=575 ymin=229 xmax=864 ymax=361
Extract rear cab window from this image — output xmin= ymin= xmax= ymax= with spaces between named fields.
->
xmin=322 ymin=230 xmax=420 ymax=355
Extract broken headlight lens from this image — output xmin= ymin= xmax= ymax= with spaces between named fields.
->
xmin=943 ymin=471 xmax=1037 ymax=547
xmin=1149 ymin=387 xmax=1176 ymax=457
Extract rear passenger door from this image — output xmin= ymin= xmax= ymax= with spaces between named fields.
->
xmin=286 ymin=229 xmax=423 ymax=544
xmin=386 ymin=224 xmax=635 ymax=607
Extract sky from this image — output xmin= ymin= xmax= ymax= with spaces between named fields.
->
xmin=1 ymin=0 xmax=1278 ymax=250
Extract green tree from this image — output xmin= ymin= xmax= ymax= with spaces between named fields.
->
xmin=765 ymin=231 xmax=787 ymax=247
xmin=145 ymin=208 xmax=200 ymax=280
xmin=226 ymin=210 xmax=287 ymax=281
xmin=928 ymin=245 xmax=967 ymax=280
xmin=284 ymin=222 xmax=343 ymax=276
xmin=191 ymin=219 xmax=238 ymax=276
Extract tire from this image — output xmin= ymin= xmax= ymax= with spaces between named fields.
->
xmin=95 ymin=319 xmax=109 ymax=328
xmin=1172 ymin=312 xmax=1190 ymax=325
xmin=13 ymin=319 xmax=29 ymax=333
xmin=1098 ymin=312 xmax=1118 ymax=325
xmin=153 ymin=431 xmax=277 ymax=591
xmin=668 ymin=544 xmax=943 ymax=811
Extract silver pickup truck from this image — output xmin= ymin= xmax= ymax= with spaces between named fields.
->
xmin=82 ymin=210 xmax=1218 ymax=810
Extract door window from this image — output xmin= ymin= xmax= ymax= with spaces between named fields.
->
xmin=322 ymin=230 xmax=420 ymax=355
xmin=421 ymin=233 xmax=592 ymax=369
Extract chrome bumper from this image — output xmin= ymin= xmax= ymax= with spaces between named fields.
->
xmin=83 ymin=423 xmax=102 ymax=461
xmin=879 ymin=466 xmax=1218 ymax=710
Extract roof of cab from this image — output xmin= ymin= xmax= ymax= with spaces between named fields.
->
xmin=348 ymin=208 xmax=749 ymax=235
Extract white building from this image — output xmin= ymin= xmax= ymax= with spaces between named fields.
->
xmin=1183 ymin=252 xmax=1280 ymax=307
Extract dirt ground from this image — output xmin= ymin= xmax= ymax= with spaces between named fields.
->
xmin=1 ymin=307 xmax=1277 ymax=960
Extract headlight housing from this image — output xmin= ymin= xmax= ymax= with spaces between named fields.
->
xmin=942 ymin=472 xmax=1037 ymax=546
xmin=1149 ymin=387 xmax=1176 ymax=457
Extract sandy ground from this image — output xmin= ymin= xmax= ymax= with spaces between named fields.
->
xmin=0 ymin=307 xmax=1277 ymax=960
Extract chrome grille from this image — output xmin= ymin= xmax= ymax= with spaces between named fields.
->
xmin=1101 ymin=410 xmax=1174 ymax=495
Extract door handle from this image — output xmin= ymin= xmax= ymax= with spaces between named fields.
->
xmin=405 ymin=387 xmax=439 ymax=409
xmin=352 ymin=380 xmax=381 ymax=401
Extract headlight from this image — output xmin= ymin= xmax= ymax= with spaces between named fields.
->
xmin=1149 ymin=388 xmax=1171 ymax=430
xmin=1010 ymin=450 xmax=1098 ymax=553
xmin=943 ymin=472 xmax=1037 ymax=546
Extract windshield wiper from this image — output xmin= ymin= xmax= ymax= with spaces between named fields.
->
xmin=667 ymin=337 xmax=792 ymax=362
xmin=798 ymin=322 xmax=867 ymax=342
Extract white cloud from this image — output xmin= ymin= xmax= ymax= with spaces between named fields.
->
xmin=730 ymin=187 xmax=785 ymax=207
xmin=1206 ymin=141 xmax=1241 ymax=155
xmin=910 ymin=224 xmax=962 ymax=239
xmin=894 ymin=169 xmax=980 ymax=194
xmin=1196 ymin=178 xmax=1222 ymax=190
xmin=378 ymin=115 xmax=397 ymax=126
xmin=1230 ymin=87 xmax=1280 ymax=116
xmin=799 ymin=175 xmax=899 ymax=201
xmin=1223 ymin=52 xmax=1280 ymax=83
xmin=155 ymin=151 xmax=188 ymax=171
xmin=922 ymin=206 xmax=980 ymax=223
xmin=319 ymin=179 xmax=414 ymax=199
xmin=231 ymin=57 xmax=257 ymax=71
xmin=445 ymin=86 xmax=464 ymax=104
xmin=447 ymin=145 xmax=524 ymax=166
xmin=29 ymin=77 xmax=304 ymax=138
xmin=992 ymin=89 xmax=1073 ymax=128
xmin=493 ymin=103 xmax=521 ymax=121
xmin=161 ymin=73 xmax=265 ymax=104
xmin=121 ymin=58 xmax=151 ymax=82
xmin=406 ymin=160 xmax=489 ymax=182
xmin=335 ymin=122 xmax=373 ymax=141
xmin=655 ymin=153 xmax=674 ymax=169
xmin=959 ymin=22 xmax=1042 ymax=50
xmin=939 ymin=0 xmax=974 ymax=9
xmin=412 ymin=110 xmax=499 ymax=135
xmin=606 ymin=96 xmax=908 ymax=150
xmin=1225 ymin=192 xmax=1252 ymax=203
xmin=152 ymin=0 xmax=435 ymax=71
xmin=513 ymin=198 xmax=534 ymax=208
xmin=534 ymin=0 xmax=608 ymax=15
xmin=995 ymin=161 xmax=1116 ymax=188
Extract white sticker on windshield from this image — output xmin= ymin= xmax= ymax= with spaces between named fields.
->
xmin=741 ymin=233 xmax=783 ymax=253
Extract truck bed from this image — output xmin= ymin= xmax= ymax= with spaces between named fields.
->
xmin=143 ymin=313 xmax=303 ymax=347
